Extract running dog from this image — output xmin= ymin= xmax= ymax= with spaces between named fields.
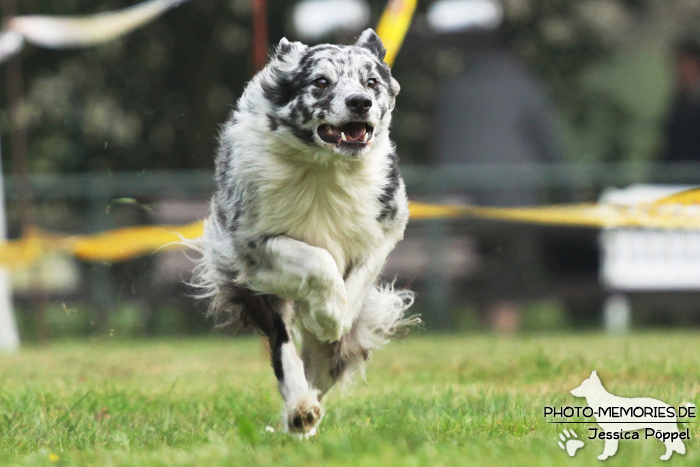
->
xmin=193 ymin=29 xmax=417 ymax=436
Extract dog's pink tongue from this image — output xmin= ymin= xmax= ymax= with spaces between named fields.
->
xmin=341 ymin=122 xmax=366 ymax=141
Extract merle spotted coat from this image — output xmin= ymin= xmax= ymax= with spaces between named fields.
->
xmin=193 ymin=29 xmax=417 ymax=436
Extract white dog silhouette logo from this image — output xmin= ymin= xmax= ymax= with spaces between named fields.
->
xmin=571 ymin=371 xmax=686 ymax=461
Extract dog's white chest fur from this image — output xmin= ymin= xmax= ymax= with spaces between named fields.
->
xmin=256 ymin=157 xmax=385 ymax=273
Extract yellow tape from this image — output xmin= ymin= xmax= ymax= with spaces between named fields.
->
xmin=4 ymin=190 xmax=700 ymax=269
xmin=376 ymin=0 xmax=417 ymax=67
xmin=0 ymin=229 xmax=44 ymax=268
xmin=71 ymin=221 xmax=203 ymax=262
xmin=651 ymin=187 xmax=700 ymax=206
xmin=0 ymin=222 xmax=203 ymax=268
xmin=409 ymin=201 xmax=700 ymax=229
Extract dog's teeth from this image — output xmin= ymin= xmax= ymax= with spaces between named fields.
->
xmin=362 ymin=133 xmax=368 ymax=142
xmin=341 ymin=132 xmax=347 ymax=141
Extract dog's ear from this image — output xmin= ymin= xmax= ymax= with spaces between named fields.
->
xmin=390 ymin=77 xmax=401 ymax=95
xmin=591 ymin=370 xmax=599 ymax=380
xmin=355 ymin=28 xmax=386 ymax=61
xmin=273 ymin=37 xmax=307 ymax=63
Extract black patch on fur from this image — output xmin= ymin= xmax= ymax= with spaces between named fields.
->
xmin=310 ymin=87 xmax=327 ymax=100
xmin=242 ymin=253 xmax=256 ymax=267
xmin=267 ymin=114 xmax=279 ymax=131
xmin=328 ymin=337 xmax=370 ymax=380
xmin=316 ymin=94 xmax=334 ymax=114
xmin=375 ymin=63 xmax=392 ymax=87
xmin=279 ymin=118 xmax=315 ymax=145
xmin=284 ymin=45 xmax=340 ymax=96
xmin=231 ymin=289 xmax=289 ymax=382
xmin=214 ymin=204 xmax=229 ymax=229
xmin=328 ymin=340 xmax=345 ymax=380
xmin=262 ymin=75 xmax=296 ymax=107
xmin=233 ymin=205 xmax=242 ymax=221
xmin=247 ymin=234 xmax=278 ymax=250
xmin=270 ymin=311 xmax=289 ymax=382
xmin=378 ymin=153 xmax=400 ymax=221
xmin=295 ymin=98 xmax=314 ymax=124
xmin=343 ymin=260 xmax=356 ymax=281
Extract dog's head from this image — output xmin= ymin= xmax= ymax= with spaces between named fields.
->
xmin=570 ymin=370 xmax=602 ymax=398
xmin=258 ymin=29 xmax=400 ymax=158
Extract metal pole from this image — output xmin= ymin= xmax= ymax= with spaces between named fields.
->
xmin=251 ymin=0 xmax=268 ymax=72
xmin=0 ymin=0 xmax=22 ymax=352
xmin=0 ymin=137 xmax=19 ymax=352
xmin=4 ymin=0 xmax=47 ymax=342
xmin=4 ymin=0 xmax=34 ymax=232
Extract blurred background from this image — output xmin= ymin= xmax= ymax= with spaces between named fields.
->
xmin=3 ymin=0 xmax=700 ymax=343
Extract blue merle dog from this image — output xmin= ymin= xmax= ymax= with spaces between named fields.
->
xmin=193 ymin=29 xmax=417 ymax=436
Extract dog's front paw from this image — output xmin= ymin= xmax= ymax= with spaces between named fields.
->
xmin=302 ymin=276 xmax=347 ymax=342
xmin=283 ymin=391 xmax=323 ymax=435
xmin=302 ymin=292 xmax=347 ymax=341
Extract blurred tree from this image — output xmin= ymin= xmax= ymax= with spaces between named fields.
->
xmin=2 ymin=0 xmax=700 ymax=174
xmin=393 ymin=0 xmax=700 ymax=164
xmin=1 ymin=0 xmax=297 ymax=173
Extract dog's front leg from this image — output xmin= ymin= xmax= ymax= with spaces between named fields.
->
xmin=343 ymin=238 xmax=399 ymax=329
xmin=241 ymin=235 xmax=347 ymax=342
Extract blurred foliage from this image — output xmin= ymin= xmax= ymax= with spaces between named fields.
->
xmin=2 ymin=0 xmax=700 ymax=173
xmin=397 ymin=0 xmax=700 ymax=164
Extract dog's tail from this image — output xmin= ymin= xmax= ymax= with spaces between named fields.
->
xmin=185 ymin=209 xmax=246 ymax=328
xmin=355 ymin=283 xmax=420 ymax=348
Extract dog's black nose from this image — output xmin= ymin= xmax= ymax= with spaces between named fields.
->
xmin=345 ymin=94 xmax=372 ymax=115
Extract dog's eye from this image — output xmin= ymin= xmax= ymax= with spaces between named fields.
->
xmin=366 ymin=78 xmax=378 ymax=89
xmin=314 ymin=77 xmax=329 ymax=88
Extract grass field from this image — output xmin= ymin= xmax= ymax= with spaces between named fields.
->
xmin=1 ymin=333 xmax=698 ymax=466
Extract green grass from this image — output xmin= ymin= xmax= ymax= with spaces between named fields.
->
xmin=1 ymin=333 xmax=699 ymax=466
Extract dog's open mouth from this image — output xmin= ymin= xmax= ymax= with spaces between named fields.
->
xmin=317 ymin=122 xmax=374 ymax=148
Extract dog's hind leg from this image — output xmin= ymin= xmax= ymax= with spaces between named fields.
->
xmin=301 ymin=326 xmax=369 ymax=397
xmin=237 ymin=289 xmax=322 ymax=436
xmin=302 ymin=285 xmax=417 ymax=395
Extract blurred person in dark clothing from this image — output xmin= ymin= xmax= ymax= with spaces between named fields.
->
xmin=430 ymin=34 xmax=564 ymax=332
xmin=432 ymin=45 xmax=562 ymax=206
xmin=664 ymin=38 xmax=700 ymax=162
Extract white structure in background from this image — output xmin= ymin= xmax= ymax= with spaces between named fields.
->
xmin=0 ymin=0 xmax=193 ymax=350
xmin=599 ymin=184 xmax=700 ymax=333
xmin=0 ymin=156 xmax=19 ymax=353
xmin=293 ymin=0 xmax=370 ymax=41
xmin=427 ymin=0 xmax=504 ymax=33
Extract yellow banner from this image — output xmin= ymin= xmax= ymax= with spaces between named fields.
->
xmin=376 ymin=0 xmax=417 ymax=66
xmin=4 ymin=189 xmax=700 ymax=269
xmin=0 ymin=222 xmax=203 ymax=268
xmin=70 ymin=221 xmax=203 ymax=261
